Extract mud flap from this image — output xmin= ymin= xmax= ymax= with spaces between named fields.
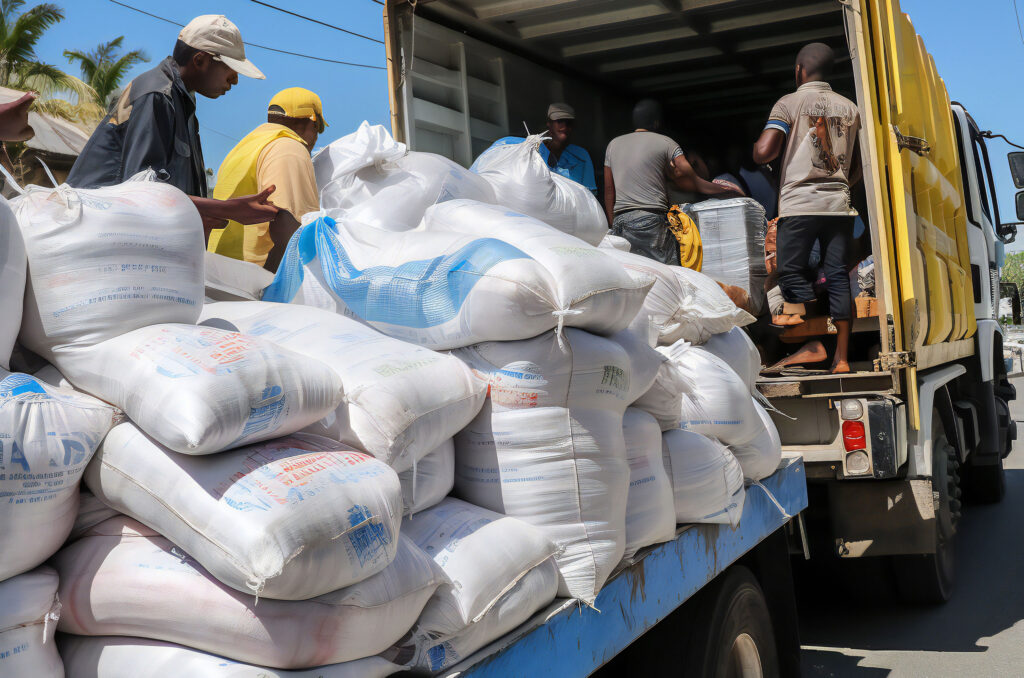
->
xmin=828 ymin=479 xmax=936 ymax=557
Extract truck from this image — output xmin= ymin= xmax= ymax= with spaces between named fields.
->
xmin=379 ymin=0 xmax=1017 ymax=673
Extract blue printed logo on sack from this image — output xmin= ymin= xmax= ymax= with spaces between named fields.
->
xmin=428 ymin=644 xmax=449 ymax=672
xmin=263 ymin=216 xmax=531 ymax=328
xmin=346 ymin=504 xmax=391 ymax=566
xmin=0 ymin=374 xmax=48 ymax=399
xmin=237 ymin=385 xmax=285 ymax=440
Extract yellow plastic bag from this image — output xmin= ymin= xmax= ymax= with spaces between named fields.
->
xmin=667 ymin=206 xmax=702 ymax=271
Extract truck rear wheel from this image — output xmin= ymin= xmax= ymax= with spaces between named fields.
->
xmin=684 ymin=566 xmax=779 ymax=678
xmin=892 ymin=415 xmax=959 ymax=603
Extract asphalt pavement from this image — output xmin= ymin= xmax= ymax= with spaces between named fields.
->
xmin=798 ymin=377 xmax=1024 ymax=677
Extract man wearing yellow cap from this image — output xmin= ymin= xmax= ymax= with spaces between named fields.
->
xmin=68 ymin=15 xmax=278 ymax=233
xmin=208 ymin=88 xmax=325 ymax=271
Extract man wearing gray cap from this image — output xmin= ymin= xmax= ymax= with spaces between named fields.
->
xmin=481 ymin=103 xmax=596 ymax=194
xmin=68 ymin=15 xmax=278 ymax=233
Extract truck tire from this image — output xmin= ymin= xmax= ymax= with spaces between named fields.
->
xmin=893 ymin=415 xmax=959 ymax=603
xmin=683 ymin=566 xmax=780 ymax=678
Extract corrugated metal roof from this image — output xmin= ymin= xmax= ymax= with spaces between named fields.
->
xmin=415 ymin=0 xmax=850 ymax=122
xmin=0 ymin=86 xmax=91 ymax=156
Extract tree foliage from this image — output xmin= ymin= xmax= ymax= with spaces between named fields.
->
xmin=0 ymin=1 xmax=101 ymax=121
xmin=64 ymin=36 xmax=148 ymax=110
xmin=1002 ymin=251 xmax=1024 ymax=291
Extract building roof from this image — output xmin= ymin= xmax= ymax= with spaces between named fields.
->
xmin=0 ymin=86 xmax=91 ymax=157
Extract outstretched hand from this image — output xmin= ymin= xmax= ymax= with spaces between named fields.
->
xmin=0 ymin=92 xmax=36 ymax=142
xmin=227 ymin=185 xmax=280 ymax=225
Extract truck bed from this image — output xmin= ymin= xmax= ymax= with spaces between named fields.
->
xmin=441 ymin=457 xmax=808 ymax=678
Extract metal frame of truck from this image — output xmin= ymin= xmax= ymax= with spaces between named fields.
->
xmin=757 ymin=0 xmax=1016 ymax=603
xmin=379 ymin=0 xmax=1017 ymax=671
xmin=442 ymin=458 xmax=807 ymax=678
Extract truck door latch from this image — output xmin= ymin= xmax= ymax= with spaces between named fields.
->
xmin=875 ymin=351 xmax=916 ymax=371
xmin=893 ymin=126 xmax=930 ymax=156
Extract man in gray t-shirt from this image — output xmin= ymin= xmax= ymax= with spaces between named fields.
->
xmin=753 ymin=42 xmax=861 ymax=374
xmin=603 ymin=99 xmax=741 ymax=265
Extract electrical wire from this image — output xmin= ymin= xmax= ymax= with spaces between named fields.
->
xmin=1015 ymin=0 xmax=1024 ymax=48
xmin=248 ymin=1 xmax=383 ymax=44
xmin=108 ymin=0 xmax=385 ymax=70
xmin=980 ymin=131 xmax=1024 ymax=151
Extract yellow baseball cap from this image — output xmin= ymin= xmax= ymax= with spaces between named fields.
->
xmin=268 ymin=87 xmax=327 ymax=133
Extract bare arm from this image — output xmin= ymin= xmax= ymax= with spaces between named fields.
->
xmin=603 ymin=166 xmax=616 ymax=226
xmin=753 ymin=128 xmax=786 ymax=165
xmin=848 ymin=143 xmax=863 ymax=187
xmin=191 ymin=186 xmax=280 ymax=241
xmin=668 ymin=155 xmax=742 ymax=197
xmin=263 ymin=209 xmax=301 ymax=273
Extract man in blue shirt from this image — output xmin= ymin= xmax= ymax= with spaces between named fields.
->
xmin=487 ymin=103 xmax=596 ymax=194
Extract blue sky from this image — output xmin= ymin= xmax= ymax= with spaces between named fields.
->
xmin=30 ymin=0 xmax=1024 ymax=248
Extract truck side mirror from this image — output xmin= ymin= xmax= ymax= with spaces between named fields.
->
xmin=1009 ymin=152 xmax=1024 ymax=188
xmin=1017 ymin=190 xmax=1024 ymax=223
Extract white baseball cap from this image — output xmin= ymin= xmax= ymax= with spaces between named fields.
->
xmin=178 ymin=14 xmax=265 ymax=80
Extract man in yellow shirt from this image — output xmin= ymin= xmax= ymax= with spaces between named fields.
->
xmin=208 ymin=87 xmax=325 ymax=270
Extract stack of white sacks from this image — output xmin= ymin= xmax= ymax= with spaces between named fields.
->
xmin=0 ymin=122 xmax=782 ymax=677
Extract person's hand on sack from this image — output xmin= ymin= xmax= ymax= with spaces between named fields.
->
xmin=711 ymin=178 xmax=745 ymax=196
xmin=0 ymin=91 xmax=36 ymax=142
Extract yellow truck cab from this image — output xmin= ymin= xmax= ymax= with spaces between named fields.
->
xmin=381 ymin=0 xmax=1018 ymax=603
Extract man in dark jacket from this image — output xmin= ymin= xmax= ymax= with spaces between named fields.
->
xmin=68 ymin=15 xmax=278 ymax=234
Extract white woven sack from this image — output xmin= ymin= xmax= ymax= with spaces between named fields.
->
xmin=659 ymin=340 xmax=764 ymax=447
xmin=0 ymin=369 xmax=116 ymax=581
xmin=631 ymin=360 xmax=684 ymax=432
xmin=452 ymin=329 xmax=631 ymax=604
xmin=609 ymin=328 xmax=664 ymax=402
xmin=314 ymin=122 xmax=496 ymax=231
xmin=58 ymin=635 xmax=403 ymax=678
xmin=203 ymin=252 xmax=274 ymax=302
xmin=731 ymin=400 xmax=783 ymax=481
xmin=410 ymin=558 xmax=559 ymax=674
xmin=451 ymin=400 xmax=505 ymax=512
xmin=86 ymin=425 xmax=403 ymax=600
xmin=0 ymin=195 xmax=24 ymax=370
xmin=602 ymin=248 xmax=754 ymax=345
xmin=198 ymin=301 xmax=484 ymax=471
xmin=469 ymin=134 xmax=607 ymax=245
xmin=70 ymin=489 xmax=122 ymax=541
xmin=621 ymin=408 xmax=676 ymax=561
xmin=421 ymin=199 xmax=653 ymax=337
xmin=598 ymin=233 xmax=631 ymax=252
xmin=263 ymin=211 xmax=649 ymax=350
xmin=55 ymin=517 xmax=440 ymax=669
xmin=0 ymin=566 xmax=63 ymax=677
xmin=398 ymin=440 xmax=454 ymax=515
xmin=662 ymin=429 xmax=745 ymax=526
xmin=402 ymin=497 xmax=559 ymax=639
xmin=699 ymin=327 xmax=761 ymax=394
xmin=15 ymin=175 xmax=204 ymax=362
xmin=57 ymin=323 xmax=342 ymax=455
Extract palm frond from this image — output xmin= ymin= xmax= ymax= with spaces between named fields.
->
xmin=63 ymin=48 xmax=98 ymax=82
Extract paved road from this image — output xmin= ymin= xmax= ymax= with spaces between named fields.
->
xmin=798 ymin=377 xmax=1024 ymax=677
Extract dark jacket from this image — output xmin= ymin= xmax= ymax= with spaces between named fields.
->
xmin=67 ymin=56 xmax=208 ymax=196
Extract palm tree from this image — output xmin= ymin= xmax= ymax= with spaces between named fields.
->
xmin=65 ymin=36 xmax=148 ymax=110
xmin=0 ymin=1 xmax=100 ymax=121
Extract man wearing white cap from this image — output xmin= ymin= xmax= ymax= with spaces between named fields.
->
xmin=68 ymin=15 xmax=277 ymax=232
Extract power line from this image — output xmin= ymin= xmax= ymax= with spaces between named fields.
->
xmin=249 ymin=0 xmax=384 ymax=45
xmin=1015 ymin=0 xmax=1024 ymax=48
xmin=108 ymin=0 xmax=385 ymax=70
xmin=369 ymin=0 xmax=385 ymax=5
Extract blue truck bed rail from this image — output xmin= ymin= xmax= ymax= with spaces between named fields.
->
xmin=444 ymin=456 xmax=808 ymax=678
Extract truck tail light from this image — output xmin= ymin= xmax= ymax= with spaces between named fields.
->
xmin=842 ymin=421 xmax=866 ymax=451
